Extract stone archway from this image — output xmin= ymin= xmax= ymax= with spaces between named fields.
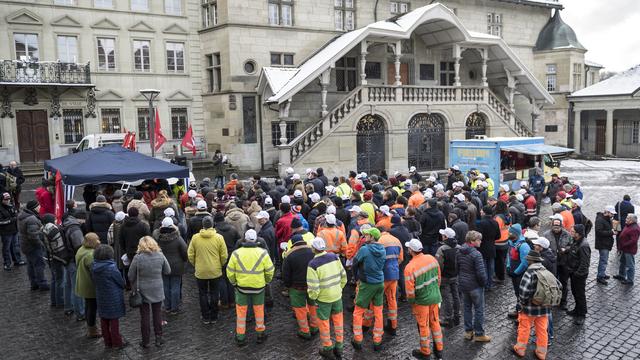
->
xmin=408 ymin=113 xmax=446 ymax=171
xmin=356 ymin=114 xmax=386 ymax=175
xmin=465 ymin=112 xmax=487 ymax=139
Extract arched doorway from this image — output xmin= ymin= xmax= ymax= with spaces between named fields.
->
xmin=465 ymin=112 xmax=487 ymax=139
xmin=356 ymin=115 xmax=386 ymax=175
xmin=408 ymin=113 xmax=446 ymax=171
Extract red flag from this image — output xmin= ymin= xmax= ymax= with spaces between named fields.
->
xmin=181 ymin=125 xmax=196 ymax=156
xmin=154 ymin=109 xmax=167 ymax=152
xmin=54 ymin=170 xmax=64 ymax=225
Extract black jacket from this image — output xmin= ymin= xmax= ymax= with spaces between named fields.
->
xmin=540 ymin=247 xmax=557 ymax=276
xmin=419 ymin=207 xmax=446 ymax=247
xmin=614 ymin=200 xmax=635 ymax=229
xmin=188 ymin=211 xmax=210 ymax=240
xmin=402 ymin=216 xmax=422 ymax=239
xmin=0 ymin=203 xmax=18 ymax=235
xmin=6 ymin=166 xmax=25 ymax=192
xmin=476 ymin=215 xmax=500 ymax=259
xmin=282 ymin=241 xmax=315 ymax=290
xmin=335 ymin=207 xmax=350 ymax=230
xmin=594 ymin=212 xmax=615 ymax=250
xmin=215 ymin=220 xmax=242 ymax=259
xmin=436 ymin=238 xmax=458 ymax=279
xmin=457 ymin=243 xmax=487 ymax=291
xmin=86 ymin=203 xmax=115 ymax=244
xmin=18 ymin=208 xmax=42 ymax=254
xmin=120 ymin=216 xmax=150 ymax=260
xmin=450 ymin=218 xmax=469 ymax=246
xmin=153 ymin=227 xmax=188 ymax=276
xmin=257 ymin=221 xmax=277 ymax=263
xmin=62 ymin=215 xmax=84 ymax=254
xmin=568 ymin=237 xmax=590 ymax=277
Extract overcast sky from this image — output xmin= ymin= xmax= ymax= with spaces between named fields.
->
xmin=560 ymin=0 xmax=640 ymax=72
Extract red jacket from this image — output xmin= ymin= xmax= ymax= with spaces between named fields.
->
xmin=523 ymin=195 xmax=537 ymax=217
xmin=275 ymin=212 xmax=295 ymax=246
xmin=619 ymin=223 xmax=640 ymax=255
xmin=35 ymin=187 xmax=55 ymax=216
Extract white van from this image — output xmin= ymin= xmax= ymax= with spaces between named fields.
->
xmin=74 ymin=133 xmax=126 ymax=153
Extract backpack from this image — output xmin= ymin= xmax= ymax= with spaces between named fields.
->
xmin=532 ymin=268 xmax=563 ymax=306
xmin=4 ymin=172 xmax=17 ymax=192
xmin=43 ymin=223 xmax=73 ymax=265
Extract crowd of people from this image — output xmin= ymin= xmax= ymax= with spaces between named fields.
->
xmin=2 ymin=164 xmax=639 ymax=360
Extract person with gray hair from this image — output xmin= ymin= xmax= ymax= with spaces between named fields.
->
xmin=615 ymin=213 xmax=640 ymax=285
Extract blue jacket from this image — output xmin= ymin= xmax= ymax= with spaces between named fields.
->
xmin=296 ymin=213 xmax=309 ymax=231
xmin=457 ymin=243 xmax=487 ymax=291
xmin=506 ymin=235 xmax=531 ymax=276
xmin=353 ymin=242 xmax=386 ymax=284
xmin=529 ymin=174 xmax=546 ymax=193
xmin=92 ymin=259 xmax=126 ymax=319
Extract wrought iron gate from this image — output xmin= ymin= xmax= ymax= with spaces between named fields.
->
xmin=408 ymin=113 xmax=445 ymax=171
xmin=465 ymin=112 xmax=487 ymax=139
xmin=356 ymin=115 xmax=386 ymax=175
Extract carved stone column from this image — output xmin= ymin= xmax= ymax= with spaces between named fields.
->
xmin=481 ymin=48 xmax=488 ymax=87
xmin=360 ymin=40 xmax=369 ymax=86
xmin=85 ymin=87 xmax=97 ymax=118
xmin=320 ymin=69 xmax=331 ymax=117
xmin=0 ymin=87 xmax=13 ymax=119
xmin=573 ymin=109 xmax=582 ymax=153
xmin=278 ymin=100 xmax=291 ymax=145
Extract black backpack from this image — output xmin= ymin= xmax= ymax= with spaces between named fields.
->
xmin=43 ymin=224 xmax=73 ymax=265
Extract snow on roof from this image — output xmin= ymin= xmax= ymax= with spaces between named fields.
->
xmin=585 ymin=60 xmax=604 ymax=68
xmin=262 ymin=67 xmax=298 ymax=94
xmin=259 ymin=3 xmax=553 ymax=105
xmin=571 ymin=65 xmax=640 ymax=97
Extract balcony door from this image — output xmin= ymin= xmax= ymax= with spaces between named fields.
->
xmin=387 ymin=63 xmax=409 ymax=85
xmin=16 ymin=110 xmax=50 ymax=163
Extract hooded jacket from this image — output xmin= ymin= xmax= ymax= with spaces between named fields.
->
xmin=257 ymin=220 xmax=277 ymax=262
xmin=435 ymin=237 xmax=458 ymax=279
xmin=225 ymin=207 xmax=251 ymax=237
xmin=246 ymin=201 xmax=263 ymax=232
xmin=506 ymin=224 xmax=531 ymax=276
xmin=188 ymin=210 xmax=210 ymax=240
xmin=353 ymin=242 xmax=386 ymax=284
xmin=35 ymin=187 xmax=55 ymax=216
xmin=450 ymin=218 xmax=469 ymax=246
xmin=419 ymin=207 xmax=446 ymax=247
xmin=595 ymin=212 xmax=615 ymax=250
xmin=120 ymin=216 xmax=150 ymax=260
xmin=126 ymin=199 xmax=150 ymax=222
xmin=62 ymin=215 xmax=84 ymax=254
xmin=215 ymin=220 xmax=242 ymax=258
xmin=568 ymin=236 xmax=590 ymax=277
xmin=154 ymin=227 xmax=188 ymax=275
xmin=86 ymin=202 xmax=115 ymax=244
xmin=92 ymin=259 xmax=126 ymax=319
xmin=188 ymin=228 xmax=228 ymax=279
xmin=18 ymin=208 xmax=43 ymax=254
xmin=457 ymin=243 xmax=487 ymax=291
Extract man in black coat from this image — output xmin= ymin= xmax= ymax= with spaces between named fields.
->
xmin=389 ymin=215 xmax=412 ymax=301
xmin=214 ymin=212 xmax=242 ymax=308
xmin=119 ymin=207 xmax=150 ymax=288
xmin=18 ymin=200 xmax=48 ymax=290
xmin=6 ymin=161 xmax=25 ymax=207
xmin=419 ymin=198 xmax=446 ymax=256
xmin=476 ymin=205 xmax=500 ymax=291
xmin=567 ymin=224 xmax=590 ymax=325
xmin=595 ymin=206 xmax=617 ymax=285
xmin=85 ymin=195 xmax=115 ymax=244
xmin=0 ymin=192 xmax=23 ymax=270
xmin=256 ymin=211 xmax=277 ymax=264
xmin=614 ymin=194 xmax=635 ymax=248
xmin=188 ymin=200 xmax=211 ymax=242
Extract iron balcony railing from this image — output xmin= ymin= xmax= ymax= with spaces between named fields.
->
xmin=0 ymin=60 xmax=92 ymax=85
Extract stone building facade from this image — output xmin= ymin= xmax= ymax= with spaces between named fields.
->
xmin=0 ymin=0 xmax=204 ymax=164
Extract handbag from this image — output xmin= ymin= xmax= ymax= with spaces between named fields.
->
xmin=129 ymin=264 xmax=142 ymax=308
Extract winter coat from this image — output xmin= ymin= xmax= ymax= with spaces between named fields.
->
xmin=419 ymin=207 xmax=446 ymax=247
xmin=450 ymin=218 xmax=469 ymax=246
xmin=188 ymin=211 xmax=210 ymax=240
xmin=335 ymin=208 xmax=351 ymax=231
xmin=41 ymin=222 xmax=73 ymax=265
xmin=457 ymin=243 xmax=487 ymax=291
xmin=528 ymin=174 xmax=545 ymax=194
xmin=282 ymin=241 xmax=315 ymax=290
xmin=509 ymin=202 xmax=525 ymax=227
xmin=506 ymin=229 xmax=531 ymax=276
xmin=257 ymin=221 xmax=277 ymax=263
xmin=75 ymin=245 xmax=96 ymax=299
xmin=0 ymin=203 xmax=18 ymax=235
xmin=111 ymin=199 xmax=124 ymax=214
xmin=215 ymin=220 xmax=242 ymax=259
xmin=63 ymin=215 xmax=84 ymax=254
xmin=615 ymin=200 xmax=635 ymax=229
xmin=309 ymin=178 xmax=325 ymax=197
xmin=595 ymin=212 xmax=615 ymax=250
xmin=126 ymin=199 xmax=151 ymax=223
xmin=6 ymin=166 xmax=25 ymax=192
xmin=149 ymin=196 xmax=178 ymax=230
xmin=567 ymin=237 xmax=590 ymax=277
xmin=540 ymin=248 xmax=557 ymax=275
xmin=618 ymin=223 xmax=640 ymax=255
xmin=225 ymin=207 xmax=251 ymax=236
xmin=188 ymin=228 xmax=228 ymax=279
xmin=275 ymin=212 xmax=295 ymax=246
xmin=120 ymin=216 xmax=150 ymax=261
xmin=519 ymin=262 xmax=552 ymax=316
xmin=353 ymin=242 xmax=386 ymax=284
xmin=542 ymin=228 xmax=571 ymax=255
xmin=86 ymin=202 xmax=115 ymax=244
xmin=92 ymin=259 xmax=125 ymax=319
xmin=246 ymin=201 xmax=263 ymax=232
xmin=476 ymin=215 xmax=500 ymax=260
xmin=35 ymin=187 xmax=54 ymax=216
xmin=403 ymin=216 xmax=422 ymax=239
xmin=153 ymin=227 xmax=188 ymax=275
xmin=128 ymin=251 xmax=171 ymax=303
xmin=435 ymin=238 xmax=458 ymax=279
xmin=17 ymin=208 xmax=43 ymax=254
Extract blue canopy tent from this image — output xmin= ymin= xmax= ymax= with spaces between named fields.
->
xmin=44 ymin=145 xmax=190 ymax=205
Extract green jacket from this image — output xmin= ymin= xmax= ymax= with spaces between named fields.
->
xmin=75 ymin=245 xmax=96 ymax=299
xmin=306 ymin=251 xmax=346 ymax=303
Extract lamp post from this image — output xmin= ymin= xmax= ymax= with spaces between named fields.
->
xmin=139 ymin=89 xmax=160 ymax=157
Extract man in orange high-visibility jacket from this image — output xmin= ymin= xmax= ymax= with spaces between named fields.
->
xmin=317 ymin=214 xmax=347 ymax=257
xmin=408 ymin=184 xmax=425 ymax=209
xmin=346 ymin=207 xmax=371 ymax=260
xmin=375 ymin=205 xmax=393 ymax=232
xmin=404 ymin=238 xmax=443 ymax=360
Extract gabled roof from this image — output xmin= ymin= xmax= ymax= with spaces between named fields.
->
xmin=259 ymin=3 xmax=553 ymax=105
xmin=256 ymin=67 xmax=298 ymax=95
xmin=534 ymin=10 xmax=585 ymax=51
xmin=571 ymin=65 xmax=640 ymax=98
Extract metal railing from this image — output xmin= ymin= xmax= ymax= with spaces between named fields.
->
xmin=0 ymin=60 xmax=92 ymax=85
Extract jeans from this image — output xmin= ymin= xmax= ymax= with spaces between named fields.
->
xmin=64 ymin=262 xmax=85 ymax=316
xmin=197 ymin=277 xmax=221 ymax=321
xmin=1 ymin=233 xmax=22 ymax=266
xmin=25 ymin=247 xmax=48 ymax=288
xmin=214 ymin=176 xmax=225 ymax=189
xmin=440 ymin=277 xmax=460 ymax=321
xmin=619 ymin=253 xmax=636 ymax=282
xmin=483 ymin=256 xmax=495 ymax=289
xmin=50 ymin=261 xmax=65 ymax=306
xmin=140 ymin=302 xmax=162 ymax=345
xmin=462 ymin=288 xmax=485 ymax=336
xmin=162 ymin=275 xmax=182 ymax=312
xmin=547 ymin=313 xmax=554 ymax=338
xmin=597 ymin=249 xmax=610 ymax=279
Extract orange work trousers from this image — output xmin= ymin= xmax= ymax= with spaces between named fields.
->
xmin=412 ymin=304 xmax=443 ymax=356
xmin=363 ymin=280 xmax=398 ymax=329
xmin=235 ymin=290 xmax=265 ymax=341
xmin=316 ymin=299 xmax=344 ymax=351
xmin=514 ymin=312 xmax=548 ymax=359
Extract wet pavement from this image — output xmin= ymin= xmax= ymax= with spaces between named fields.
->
xmin=2 ymin=159 xmax=640 ymax=359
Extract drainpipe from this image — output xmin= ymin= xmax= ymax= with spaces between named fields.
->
xmin=374 ymin=0 xmax=380 ymax=21
xmin=258 ymin=95 xmax=265 ymax=171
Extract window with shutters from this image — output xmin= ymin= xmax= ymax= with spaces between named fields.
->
xmin=335 ymin=0 xmax=355 ymax=31
xmin=100 ymin=108 xmax=121 ymax=133
xmin=171 ymin=108 xmax=189 ymax=139
xmin=63 ymin=109 xmax=85 ymax=144
xmin=336 ymin=57 xmax=357 ymax=91
xmin=137 ymin=108 xmax=150 ymax=140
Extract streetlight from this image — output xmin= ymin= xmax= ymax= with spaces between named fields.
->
xmin=139 ymin=89 xmax=160 ymax=157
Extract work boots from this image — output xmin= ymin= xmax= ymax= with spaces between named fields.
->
xmin=86 ymin=326 xmax=101 ymax=339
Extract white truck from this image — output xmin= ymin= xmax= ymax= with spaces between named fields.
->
xmin=73 ymin=133 xmax=127 ymax=153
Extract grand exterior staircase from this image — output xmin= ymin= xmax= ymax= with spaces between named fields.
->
xmin=280 ymin=85 xmax=533 ymax=167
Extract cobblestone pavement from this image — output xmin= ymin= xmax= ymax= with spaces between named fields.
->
xmin=2 ymin=159 xmax=640 ymax=360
